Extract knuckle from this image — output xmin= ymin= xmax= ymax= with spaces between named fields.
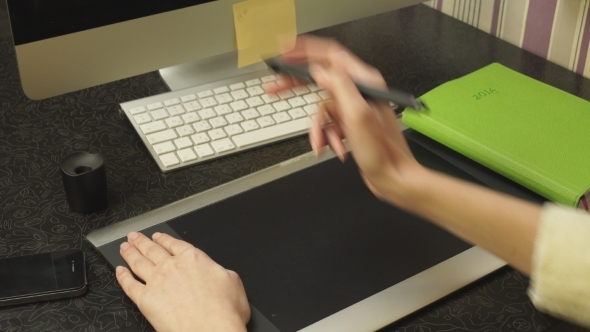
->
xmin=185 ymin=248 xmax=205 ymax=261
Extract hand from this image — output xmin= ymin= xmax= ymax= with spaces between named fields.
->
xmin=273 ymin=35 xmax=427 ymax=208
xmin=116 ymin=232 xmax=250 ymax=332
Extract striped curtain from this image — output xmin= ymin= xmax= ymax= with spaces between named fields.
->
xmin=424 ymin=0 xmax=590 ymax=79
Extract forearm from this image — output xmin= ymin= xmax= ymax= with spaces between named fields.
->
xmin=402 ymin=167 xmax=542 ymax=275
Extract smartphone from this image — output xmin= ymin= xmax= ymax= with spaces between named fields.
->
xmin=0 ymin=249 xmax=87 ymax=307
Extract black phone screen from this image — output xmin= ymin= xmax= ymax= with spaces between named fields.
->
xmin=0 ymin=253 xmax=57 ymax=298
xmin=0 ymin=250 xmax=85 ymax=299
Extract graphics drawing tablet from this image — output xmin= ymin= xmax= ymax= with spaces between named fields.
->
xmin=87 ymin=131 xmax=543 ymax=332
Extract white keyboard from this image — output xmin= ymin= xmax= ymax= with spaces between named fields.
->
xmin=120 ymin=71 xmax=331 ymax=172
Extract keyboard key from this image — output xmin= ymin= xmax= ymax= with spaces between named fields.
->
xmin=246 ymin=86 xmax=265 ymax=96
xmin=208 ymin=128 xmax=227 ymax=140
xmin=261 ymin=75 xmax=277 ymax=82
xmin=225 ymin=124 xmax=243 ymax=136
xmin=257 ymin=105 xmax=275 ymax=116
xmin=147 ymin=129 xmax=177 ymax=144
xmin=262 ymin=94 xmax=280 ymax=103
xmin=307 ymin=83 xmax=320 ymax=92
xmin=231 ymin=89 xmax=249 ymax=100
xmin=133 ymin=113 xmax=152 ymax=125
xmin=303 ymin=93 xmax=322 ymax=104
xmin=232 ymin=117 xmax=309 ymax=148
xmin=147 ymin=102 xmax=164 ymax=111
xmin=226 ymin=113 xmax=244 ymax=124
xmin=181 ymin=112 xmax=200 ymax=124
xmin=214 ymin=104 xmax=232 ymax=116
xmin=288 ymin=108 xmax=307 ymax=119
xmin=209 ymin=117 xmax=228 ymax=128
xmin=181 ymin=94 xmax=197 ymax=102
xmin=273 ymin=112 xmax=291 ymax=123
xmin=245 ymin=79 xmax=262 ymax=86
xmin=159 ymin=153 xmax=180 ymax=167
xmin=241 ymin=120 xmax=259 ymax=132
xmin=292 ymin=86 xmax=310 ymax=96
xmin=194 ymin=144 xmax=215 ymax=158
xmin=277 ymin=90 xmax=295 ymax=99
xmin=230 ymin=83 xmax=246 ymax=90
xmin=150 ymin=109 xmax=169 ymax=120
xmin=129 ymin=106 xmax=147 ymax=115
xmin=211 ymin=138 xmax=236 ymax=153
xmin=257 ymin=116 xmax=276 ymax=128
xmin=242 ymin=109 xmax=260 ymax=120
xmin=176 ymin=125 xmax=195 ymax=137
xmin=174 ymin=137 xmax=193 ymax=149
xmin=304 ymin=104 xmax=320 ymax=115
xmin=197 ymin=90 xmax=213 ymax=98
xmin=272 ymin=100 xmax=291 ymax=112
xmin=246 ymin=96 xmax=264 ymax=108
xmin=193 ymin=121 xmax=212 ymax=133
xmin=200 ymin=97 xmax=217 ymax=108
xmin=287 ymin=97 xmax=306 ymax=108
xmin=165 ymin=116 xmax=184 ymax=128
xmin=140 ymin=120 xmax=166 ymax=134
xmin=153 ymin=141 xmax=176 ymax=155
xmin=164 ymin=98 xmax=181 ymax=107
xmin=215 ymin=93 xmax=233 ymax=104
xmin=184 ymin=101 xmax=202 ymax=112
xmin=167 ymin=105 xmax=185 ymax=116
xmin=198 ymin=108 xmax=217 ymax=120
xmin=214 ymin=86 xmax=230 ymax=94
xmin=262 ymin=82 xmax=278 ymax=91
xmin=230 ymin=100 xmax=248 ymax=112
xmin=177 ymin=148 xmax=197 ymax=162
xmin=191 ymin=133 xmax=210 ymax=145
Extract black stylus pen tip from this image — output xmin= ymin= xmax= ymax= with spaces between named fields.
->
xmin=413 ymin=99 xmax=429 ymax=111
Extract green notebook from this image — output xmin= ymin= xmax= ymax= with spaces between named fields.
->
xmin=402 ymin=63 xmax=590 ymax=208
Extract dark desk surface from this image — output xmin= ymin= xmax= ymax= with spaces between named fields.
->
xmin=2 ymin=4 xmax=588 ymax=331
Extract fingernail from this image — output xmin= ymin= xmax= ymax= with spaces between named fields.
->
xmin=152 ymin=232 xmax=162 ymax=240
xmin=116 ymin=266 xmax=125 ymax=275
xmin=120 ymin=242 xmax=131 ymax=251
xmin=128 ymin=232 xmax=139 ymax=240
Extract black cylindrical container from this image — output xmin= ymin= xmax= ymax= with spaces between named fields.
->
xmin=60 ymin=152 xmax=108 ymax=213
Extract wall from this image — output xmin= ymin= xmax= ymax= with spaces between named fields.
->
xmin=424 ymin=0 xmax=590 ymax=79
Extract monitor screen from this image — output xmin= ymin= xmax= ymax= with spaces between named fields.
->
xmin=6 ymin=0 xmax=424 ymax=99
xmin=9 ymin=0 xmax=215 ymax=46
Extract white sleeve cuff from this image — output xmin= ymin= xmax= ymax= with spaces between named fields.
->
xmin=528 ymin=203 xmax=590 ymax=327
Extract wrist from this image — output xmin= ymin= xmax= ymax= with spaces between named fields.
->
xmin=388 ymin=164 xmax=438 ymax=215
xmin=189 ymin=307 xmax=248 ymax=332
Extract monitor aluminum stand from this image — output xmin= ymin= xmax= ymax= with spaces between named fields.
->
xmin=159 ymin=52 xmax=269 ymax=92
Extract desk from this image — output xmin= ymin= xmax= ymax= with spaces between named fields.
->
xmin=1 ymin=4 xmax=587 ymax=331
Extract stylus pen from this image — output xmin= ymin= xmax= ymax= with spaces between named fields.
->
xmin=265 ymin=57 xmax=428 ymax=111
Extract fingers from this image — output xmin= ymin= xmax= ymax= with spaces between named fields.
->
xmin=120 ymin=241 xmax=155 ymax=281
xmin=265 ymin=74 xmax=302 ymax=94
xmin=152 ymin=232 xmax=197 ymax=256
xmin=116 ymin=265 xmax=145 ymax=303
xmin=309 ymin=65 xmax=398 ymax=175
xmin=310 ymin=102 xmax=347 ymax=161
xmin=282 ymin=35 xmax=387 ymax=88
xmin=127 ymin=232 xmax=171 ymax=265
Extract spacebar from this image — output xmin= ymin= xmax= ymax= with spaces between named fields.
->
xmin=232 ymin=118 xmax=310 ymax=148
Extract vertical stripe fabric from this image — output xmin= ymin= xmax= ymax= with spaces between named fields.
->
xmin=424 ymin=0 xmax=590 ymax=79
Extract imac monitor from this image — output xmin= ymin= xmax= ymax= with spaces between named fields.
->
xmin=6 ymin=0 xmax=425 ymax=100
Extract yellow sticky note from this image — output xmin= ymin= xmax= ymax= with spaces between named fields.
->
xmin=233 ymin=0 xmax=297 ymax=68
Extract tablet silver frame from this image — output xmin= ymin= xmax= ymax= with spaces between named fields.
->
xmin=86 ymin=137 xmax=505 ymax=332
